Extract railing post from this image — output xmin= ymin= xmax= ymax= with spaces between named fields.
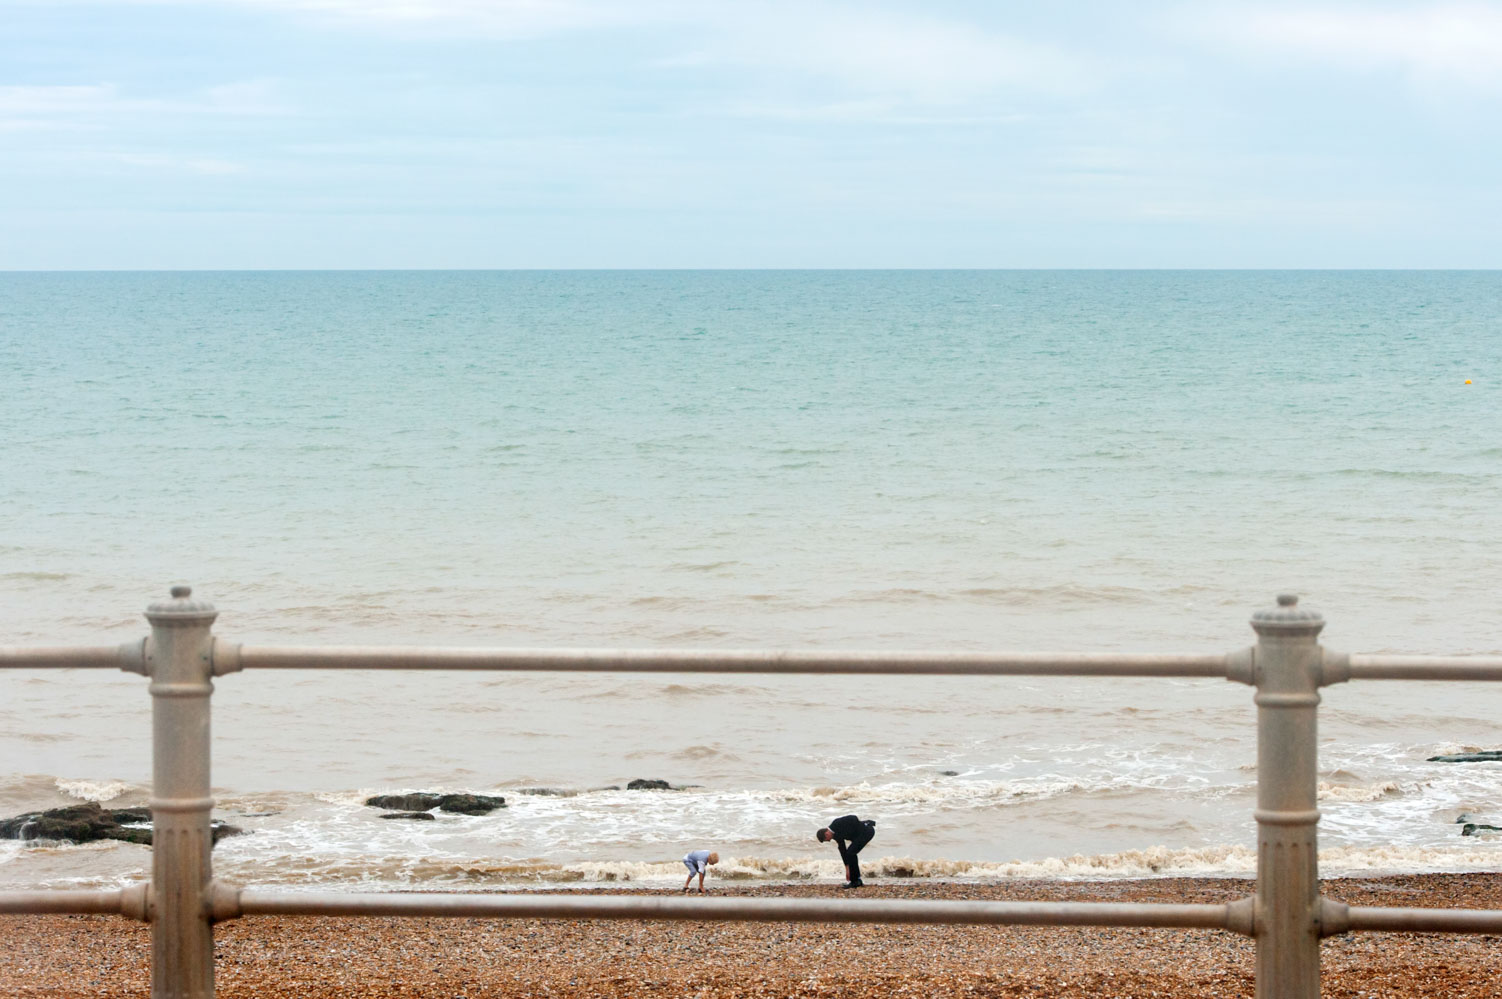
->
xmin=1251 ymin=593 xmax=1325 ymax=999
xmin=145 ymin=585 xmax=218 ymax=999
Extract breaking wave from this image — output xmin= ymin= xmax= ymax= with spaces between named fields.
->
xmin=1317 ymin=780 xmax=1406 ymax=803
xmin=56 ymin=778 xmax=141 ymax=802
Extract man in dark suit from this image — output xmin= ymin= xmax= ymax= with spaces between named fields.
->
xmin=816 ymin=814 xmax=876 ymax=888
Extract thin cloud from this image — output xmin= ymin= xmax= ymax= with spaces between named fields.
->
xmin=99 ymin=0 xmax=670 ymax=38
xmin=0 ymin=81 xmax=286 ymax=117
xmin=693 ymin=4 xmax=1095 ymax=103
xmin=107 ymin=152 xmax=248 ymax=174
xmin=719 ymin=99 xmax=1033 ymax=126
xmin=1196 ymin=2 xmax=1502 ymax=93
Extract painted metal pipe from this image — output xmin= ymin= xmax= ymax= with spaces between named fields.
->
xmin=1345 ymin=655 xmax=1502 ymax=682
xmin=1251 ymin=595 xmax=1325 ymax=999
xmin=0 ymin=889 xmax=124 ymax=915
xmin=1344 ymin=905 xmax=1502 ymax=934
xmin=230 ymin=645 xmax=1232 ymax=677
xmin=0 ymin=645 xmax=134 ymax=670
xmin=221 ymin=886 xmax=1249 ymax=932
xmin=145 ymin=587 xmax=218 ymax=999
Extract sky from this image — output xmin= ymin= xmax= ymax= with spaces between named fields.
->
xmin=2 ymin=0 xmax=1500 ymax=269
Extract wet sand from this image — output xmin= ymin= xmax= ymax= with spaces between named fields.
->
xmin=6 ymin=875 xmax=1502 ymax=997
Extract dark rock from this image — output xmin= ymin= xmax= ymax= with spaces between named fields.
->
xmin=1 ymin=803 xmax=140 ymax=845
xmin=517 ymin=788 xmax=575 ymax=797
xmin=211 ymin=821 xmax=244 ymax=844
xmin=939 ymin=770 xmax=960 ymax=777
xmin=1462 ymin=823 xmax=1502 ymax=836
xmin=110 ymin=807 xmax=152 ymax=824
xmin=379 ymin=811 xmax=436 ymax=821
xmin=436 ymin=794 xmax=506 ymax=815
xmin=1427 ymin=751 xmax=1502 ymax=763
xmin=0 ymin=803 xmax=244 ymax=848
xmin=626 ymin=779 xmax=673 ymax=790
xmin=364 ymin=793 xmax=443 ymax=811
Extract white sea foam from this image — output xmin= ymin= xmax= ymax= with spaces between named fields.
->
xmin=55 ymin=778 xmax=138 ymax=802
xmin=1317 ymin=780 xmax=1406 ymax=803
xmin=1319 ymin=843 xmax=1502 ymax=874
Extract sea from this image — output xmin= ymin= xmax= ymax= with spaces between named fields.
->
xmin=2 ymin=270 xmax=1500 ymax=892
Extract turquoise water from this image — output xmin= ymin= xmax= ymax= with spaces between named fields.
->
xmin=3 ymin=270 xmax=1499 ymax=649
xmin=2 ymin=270 xmax=1501 ymax=888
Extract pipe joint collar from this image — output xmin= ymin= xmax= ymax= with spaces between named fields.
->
xmin=1225 ymin=896 xmax=1256 ymax=937
xmin=212 ymin=639 xmax=244 ymax=677
xmin=120 ymin=882 xmax=152 ymax=922
xmin=1319 ymin=648 xmax=1351 ymax=687
xmin=1319 ymin=897 xmax=1352 ymax=937
xmin=209 ymin=881 xmax=244 ymax=923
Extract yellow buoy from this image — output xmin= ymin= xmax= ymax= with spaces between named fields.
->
xmin=1465 ymin=379 xmax=1473 ymax=384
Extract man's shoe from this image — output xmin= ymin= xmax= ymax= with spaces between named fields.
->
xmin=841 ymin=880 xmax=864 ymax=889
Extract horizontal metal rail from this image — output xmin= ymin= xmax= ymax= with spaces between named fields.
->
xmin=1343 ymin=904 xmax=1502 ymax=935
xmin=10 ymin=644 xmax=1502 ymax=683
xmin=1345 ymin=654 xmax=1502 ymax=682
xmin=230 ymin=645 xmax=1234 ymax=677
xmin=0 ymin=889 xmax=125 ymax=915
xmin=221 ymin=887 xmax=1251 ymax=932
xmin=0 ymin=645 xmax=130 ymax=670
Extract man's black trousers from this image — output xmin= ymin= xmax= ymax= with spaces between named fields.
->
xmin=837 ymin=820 xmax=876 ymax=882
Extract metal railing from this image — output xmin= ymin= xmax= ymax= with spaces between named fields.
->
xmin=4 ymin=587 xmax=1502 ymax=999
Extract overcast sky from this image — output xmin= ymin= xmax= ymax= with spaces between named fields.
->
xmin=3 ymin=1 xmax=1500 ymax=269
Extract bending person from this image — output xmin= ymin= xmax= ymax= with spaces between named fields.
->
xmin=816 ymin=814 xmax=876 ymax=888
xmin=681 ymin=849 xmax=719 ymax=893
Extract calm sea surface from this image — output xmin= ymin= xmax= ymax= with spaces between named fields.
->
xmin=2 ymin=270 xmax=1500 ymax=889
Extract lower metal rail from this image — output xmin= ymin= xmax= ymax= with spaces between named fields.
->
xmin=216 ymin=886 xmax=1254 ymax=932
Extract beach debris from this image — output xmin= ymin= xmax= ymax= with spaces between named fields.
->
xmin=1427 ymin=751 xmax=1502 ymax=763
xmin=0 ymin=802 xmax=243 ymax=846
xmin=362 ymin=792 xmax=506 ymax=815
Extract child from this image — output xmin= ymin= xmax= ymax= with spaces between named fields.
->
xmin=681 ymin=849 xmax=720 ymax=893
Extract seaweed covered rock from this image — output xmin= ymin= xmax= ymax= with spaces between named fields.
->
xmin=436 ymin=794 xmax=506 ymax=815
xmin=0 ymin=803 xmax=147 ymax=845
xmin=363 ymin=792 xmax=506 ymax=815
xmin=364 ymin=793 xmax=443 ymax=811
xmin=626 ymin=779 xmax=673 ymax=790
xmin=1428 ymin=751 xmax=1502 ymax=763
xmin=0 ymin=802 xmax=242 ymax=847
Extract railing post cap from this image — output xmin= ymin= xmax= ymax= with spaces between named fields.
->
xmin=144 ymin=584 xmax=218 ymax=626
xmin=1250 ymin=593 xmax=1324 ymax=637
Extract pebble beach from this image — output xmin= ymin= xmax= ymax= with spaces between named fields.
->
xmin=6 ymin=874 xmax=1502 ymax=998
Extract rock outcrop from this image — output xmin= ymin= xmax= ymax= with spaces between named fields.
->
xmin=363 ymin=793 xmax=506 ymax=815
xmin=0 ymin=803 xmax=243 ymax=847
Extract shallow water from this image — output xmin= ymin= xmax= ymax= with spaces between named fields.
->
xmin=2 ymin=270 xmax=1500 ymax=888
